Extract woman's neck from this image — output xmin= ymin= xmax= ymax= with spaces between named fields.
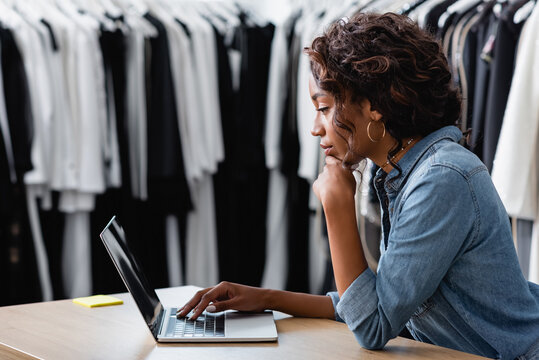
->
xmin=372 ymin=136 xmax=420 ymax=173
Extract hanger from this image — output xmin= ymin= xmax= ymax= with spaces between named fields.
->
xmin=201 ymin=1 xmax=241 ymax=28
xmin=38 ymin=0 xmax=79 ymax=27
xmin=111 ymin=0 xmax=147 ymax=15
xmin=0 ymin=0 xmax=23 ymax=27
xmin=24 ymin=0 xmax=49 ymax=15
xmin=54 ymin=0 xmax=80 ymax=17
xmin=130 ymin=0 xmax=149 ymax=14
xmin=153 ymin=0 xmax=174 ymax=14
xmin=13 ymin=0 xmax=41 ymax=23
xmin=438 ymin=0 xmax=482 ymax=29
xmin=192 ymin=2 xmax=227 ymax=32
xmin=78 ymin=0 xmax=107 ymax=19
xmin=111 ymin=0 xmax=157 ymax=37
xmin=239 ymin=2 xmax=269 ymax=27
xmin=99 ymin=0 xmax=122 ymax=18
xmin=162 ymin=0 xmax=190 ymax=23
xmin=512 ymin=0 xmax=535 ymax=22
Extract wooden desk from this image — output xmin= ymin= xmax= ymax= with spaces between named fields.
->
xmin=0 ymin=286 xmax=488 ymax=360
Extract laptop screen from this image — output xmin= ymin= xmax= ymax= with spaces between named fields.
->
xmin=100 ymin=216 xmax=163 ymax=338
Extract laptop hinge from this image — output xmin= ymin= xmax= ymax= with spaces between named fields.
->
xmin=150 ymin=307 xmax=165 ymax=339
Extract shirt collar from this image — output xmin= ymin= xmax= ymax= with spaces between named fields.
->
xmin=375 ymin=125 xmax=463 ymax=193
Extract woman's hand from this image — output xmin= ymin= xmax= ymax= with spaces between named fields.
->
xmin=312 ymin=156 xmax=356 ymax=210
xmin=176 ymin=282 xmax=269 ymax=320
xmin=313 ymin=156 xmax=368 ymax=296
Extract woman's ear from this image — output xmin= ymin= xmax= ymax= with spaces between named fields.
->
xmin=364 ymin=99 xmax=382 ymax=122
xmin=370 ymin=107 xmax=383 ymax=122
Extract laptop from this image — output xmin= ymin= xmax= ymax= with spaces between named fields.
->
xmin=100 ymin=216 xmax=278 ymax=342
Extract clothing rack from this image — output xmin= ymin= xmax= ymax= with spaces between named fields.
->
xmin=0 ymin=0 xmax=537 ymax=306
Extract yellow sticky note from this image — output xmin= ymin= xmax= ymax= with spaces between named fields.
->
xmin=73 ymin=295 xmax=123 ymax=308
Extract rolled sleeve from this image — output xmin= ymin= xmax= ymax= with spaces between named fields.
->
xmin=335 ymin=268 xmax=378 ymax=329
xmin=326 ymin=291 xmax=344 ymax=323
xmin=334 ymin=269 xmax=393 ymax=349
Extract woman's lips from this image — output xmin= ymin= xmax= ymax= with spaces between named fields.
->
xmin=320 ymin=144 xmax=333 ymax=156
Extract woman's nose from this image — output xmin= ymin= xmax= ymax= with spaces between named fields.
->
xmin=311 ymin=115 xmax=325 ymax=137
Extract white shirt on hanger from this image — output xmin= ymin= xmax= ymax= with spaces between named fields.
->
xmin=261 ymin=14 xmax=295 ymax=290
xmin=174 ymin=5 xmax=223 ymax=175
xmin=264 ymin=18 xmax=289 ymax=170
xmin=73 ymin=13 xmax=108 ymax=196
xmin=295 ymin=8 xmax=323 ymax=183
xmin=40 ymin=13 xmax=78 ymax=194
xmin=13 ymin=15 xmax=53 ymax=188
xmin=124 ymin=12 xmax=155 ymax=200
xmin=55 ymin=6 xmax=108 ymax=212
xmin=491 ymin=3 xmax=539 ymax=282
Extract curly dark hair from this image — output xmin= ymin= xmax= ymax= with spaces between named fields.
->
xmin=305 ymin=12 xmax=461 ymax=170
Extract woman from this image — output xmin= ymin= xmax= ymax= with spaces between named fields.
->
xmin=177 ymin=13 xmax=539 ymax=359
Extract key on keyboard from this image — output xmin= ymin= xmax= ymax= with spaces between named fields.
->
xmin=172 ymin=312 xmax=225 ymax=338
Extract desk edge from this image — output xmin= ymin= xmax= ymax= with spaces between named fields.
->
xmin=0 ymin=341 xmax=42 ymax=360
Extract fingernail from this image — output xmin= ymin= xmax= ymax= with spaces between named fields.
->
xmin=206 ymin=305 xmax=216 ymax=313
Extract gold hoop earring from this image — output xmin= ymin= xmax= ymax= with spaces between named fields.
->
xmin=367 ymin=120 xmax=386 ymax=142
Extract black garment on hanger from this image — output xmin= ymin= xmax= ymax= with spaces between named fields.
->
xmin=138 ymin=13 xmax=192 ymax=289
xmin=235 ymin=21 xmax=274 ymax=287
xmin=90 ymin=25 xmax=134 ymax=295
xmin=0 ymin=183 xmax=42 ymax=306
xmin=460 ymin=1 xmax=497 ymax=133
xmin=470 ymin=11 xmax=496 ymax=160
xmin=213 ymin=18 xmax=274 ymax=286
xmin=0 ymin=27 xmax=41 ymax=305
xmin=0 ymin=27 xmax=33 ymax=179
xmin=143 ymin=13 xmax=192 ymax=215
xmin=482 ymin=3 xmax=526 ymax=171
xmin=211 ymin=24 xmax=239 ymax=283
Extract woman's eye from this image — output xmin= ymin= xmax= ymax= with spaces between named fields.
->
xmin=317 ymin=106 xmax=329 ymax=114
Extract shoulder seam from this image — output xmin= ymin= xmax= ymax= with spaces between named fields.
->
xmin=430 ymin=163 xmax=487 ymax=181
xmin=429 ymin=164 xmax=482 ymax=247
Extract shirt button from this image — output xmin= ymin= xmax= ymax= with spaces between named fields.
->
xmin=9 ymin=247 xmax=20 ymax=264
xmin=10 ymin=223 xmax=20 ymax=236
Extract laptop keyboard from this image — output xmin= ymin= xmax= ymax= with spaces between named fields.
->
xmin=171 ymin=311 xmax=225 ymax=338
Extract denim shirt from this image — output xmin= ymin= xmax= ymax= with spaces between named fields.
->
xmin=327 ymin=126 xmax=539 ymax=359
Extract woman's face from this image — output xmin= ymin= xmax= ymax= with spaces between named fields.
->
xmin=309 ymin=76 xmax=383 ymax=166
xmin=309 ymin=76 xmax=348 ymax=162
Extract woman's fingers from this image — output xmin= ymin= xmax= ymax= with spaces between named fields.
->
xmin=324 ymin=154 xmax=341 ymax=166
xmin=313 ymin=154 xmax=356 ymax=206
xmin=177 ymin=282 xmax=234 ymax=320
xmin=176 ymin=287 xmax=212 ymax=318
xmin=207 ymin=299 xmax=236 ymax=313
xmin=176 ymin=282 xmax=267 ymax=320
